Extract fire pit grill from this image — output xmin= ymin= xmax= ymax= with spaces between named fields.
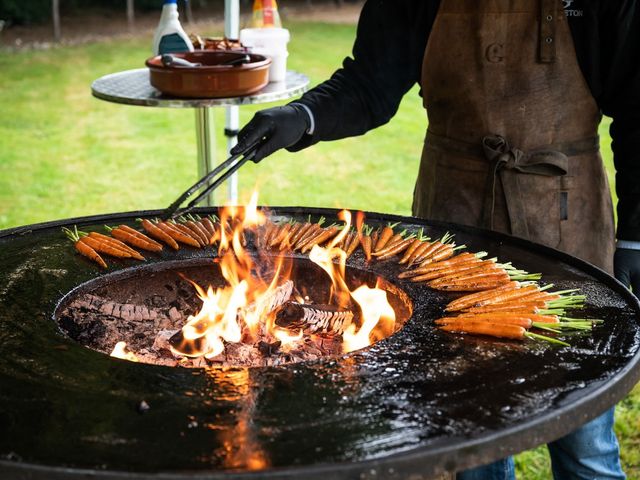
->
xmin=1 ymin=207 xmax=639 ymax=479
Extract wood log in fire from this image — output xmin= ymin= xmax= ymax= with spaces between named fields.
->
xmin=274 ymin=301 xmax=354 ymax=336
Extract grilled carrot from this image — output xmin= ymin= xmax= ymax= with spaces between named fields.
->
xmin=400 ymin=253 xmax=482 ymax=278
xmin=64 ymin=227 xmax=108 ymax=268
xmin=436 ymin=316 xmax=533 ymax=329
xmin=270 ymin=223 xmax=292 ymax=248
xmin=439 ymin=321 xmax=527 ymax=340
xmin=361 ymin=235 xmax=372 ymax=261
xmin=199 ymin=216 xmax=217 ymax=238
xmin=428 ymin=244 xmax=458 ymax=263
xmin=462 ymin=304 xmax=539 ymax=315
xmin=371 ymin=228 xmax=380 ymax=248
xmin=140 ymin=219 xmax=179 ymax=250
xmin=184 ymin=219 xmax=210 ymax=245
xmin=431 ymin=277 xmax=511 ymax=292
xmin=89 ymin=232 xmax=145 ymax=260
xmin=111 ymin=228 xmax=162 ymax=253
xmin=374 ymin=237 xmax=415 ymax=260
xmin=290 ymin=221 xmax=313 ymax=246
xmin=170 ymin=221 xmax=205 ymax=247
xmin=374 ymin=223 xmax=398 ymax=252
xmin=295 ymin=219 xmax=326 ymax=250
xmin=300 ymin=227 xmax=339 ymax=253
xmin=157 ymin=222 xmax=200 ymax=248
xmin=115 ymin=225 xmax=163 ymax=250
xmin=414 ymin=241 xmax=447 ymax=264
xmin=80 ymin=236 xmax=132 ymax=259
xmin=406 ymin=240 xmax=436 ymax=266
xmin=410 ymin=261 xmax=494 ymax=282
xmin=446 ymin=283 xmax=536 ymax=311
xmin=429 ymin=269 xmax=508 ymax=287
xmin=280 ymin=222 xmax=304 ymax=250
xmin=399 ymin=237 xmax=426 ymax=264
xmin=377 ymin=230 xmax=405 ymax=252
xmin=344 ymin=232 xmax=359 ymax=257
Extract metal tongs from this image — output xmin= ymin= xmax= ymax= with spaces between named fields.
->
xmin=162 ymin=138 xmax=262 ymax=219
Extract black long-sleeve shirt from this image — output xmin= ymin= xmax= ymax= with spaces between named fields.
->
xmin=292 ymin=0 xmax=640 ymax=241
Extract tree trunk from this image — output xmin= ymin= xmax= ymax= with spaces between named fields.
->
xmin=52 ymin=0 xmax=61 ymax=42
xmin=126 ymin=0 xmax=135 ymax=32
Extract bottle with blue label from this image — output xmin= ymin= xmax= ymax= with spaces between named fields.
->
xmin=152 ymin=0 xmax=194 ymax=55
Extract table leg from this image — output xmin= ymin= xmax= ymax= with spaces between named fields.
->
xmin=225 ymin=106 xmax=240 ymax=204
xmin=195 ymin=106 xmax=214 ymax=206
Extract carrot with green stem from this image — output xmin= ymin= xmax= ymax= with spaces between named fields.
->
xmin=399 ymin=252 xmax=487 ymax=278
xmin=430 ymin=274 xmax=512 ymax=292
xmin=410 ymin=259 xmax=497 ymax=282
xmin=445 ymin=282 xmax=527 ymax=311
xmin=355 ymin=212 xmax=373 ymax=261
xmin=412 ymin=233 xmax=455 ymax=265
xmin=360 ymin=225 xmax=373 ymax=261
xmin=183 ymin=216 xmax=211 ymax=245
xmin=178 ymin=218 xmax=208 ymax=246
xmin=270 ymin=221 xmax=293 ymax=248
xmin=63 ymin=227 xmax=108 ymax=269
xmin=169 ymin=220 xmax=205 ymax=247
xmin=399 ymin=228 xmax=429 ymax=264
xmin=374 ymin=222 xmax=400 ymax=252
xmin=156 ymin=221 xmax=201 ymax=248
xmin=139 ymin=219 xmax=179 ymax=250
xmin=89 ymin=231 xmax=145 ymax=260
xmin=438 ymin=321 xmax=569 ymax=346
xmin=436 ymin=316 xmax=534 ymax=329
xmin=376 ymin=228 xmax=407 ymax=252
xmin=295 ymin=217 xmax=326 ymax=250
xmin=290 ymin=216 xmax=314 ymax=246
xmin=300 ymin=226 xmax=339 ymax=253
xmin=109 ymin=225 xmax=163 ymax=252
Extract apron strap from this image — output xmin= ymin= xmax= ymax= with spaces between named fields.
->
xmin=539 ymin=0 xmax=558 ymax=63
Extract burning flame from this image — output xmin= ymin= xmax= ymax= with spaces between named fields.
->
xmin=165 ymin=197 xmax=396 ymax=362
xmin=343 ymin=285 xmax=396 ymax=352
xmin=110 ymin=341 xmax=139 ymax=362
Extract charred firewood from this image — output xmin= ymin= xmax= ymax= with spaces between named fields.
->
xmin=274 ymin=301 xmax=354 ymax=336
xmin=66 ymin=294 xmax=182 ymax=323
xmin=240 ymin=279 xmax=293 ymax=323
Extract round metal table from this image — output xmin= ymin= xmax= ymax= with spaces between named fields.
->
xmin=91 ymin=69 xmax=310 ymax=203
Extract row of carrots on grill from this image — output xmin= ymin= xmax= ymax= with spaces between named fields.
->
xmin=433 ymin=279 xmax=597 ymax=346
xmin=63 ymin=215 xmax=597 ymax=345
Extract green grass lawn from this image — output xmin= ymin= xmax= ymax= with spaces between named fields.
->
xmin=0 ymin=20 xmax=638 ymax=478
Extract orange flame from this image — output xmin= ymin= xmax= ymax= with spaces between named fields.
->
xmin=110 ymin=341 xmax=139 ymax=362
xmin=171 ymin=192 xmax=295 ymax=359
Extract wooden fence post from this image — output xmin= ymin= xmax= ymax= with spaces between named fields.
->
xmin=52 ymin=0 xmax=61 ymax=41
xmin=127 ymin=0 xmax=135 ymax=31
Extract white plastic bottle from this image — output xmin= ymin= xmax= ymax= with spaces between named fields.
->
xmin=152 ymin=0 xmax=194 ymax=56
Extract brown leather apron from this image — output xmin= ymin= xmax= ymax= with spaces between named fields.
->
xmin=412 ymin=0 xmax=615 ymax=273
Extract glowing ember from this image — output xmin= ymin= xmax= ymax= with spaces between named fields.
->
xmin=110 ymin=341 xmax=139 ymax=362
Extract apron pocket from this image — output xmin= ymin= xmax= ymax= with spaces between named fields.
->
xmin=510 ymin=172 xmax=562 ymax=248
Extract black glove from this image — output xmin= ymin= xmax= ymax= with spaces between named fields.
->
xmin=614 ymin=247 xmax=640 ymax=297
xmin=230 ymin=104 xmax=310 ymax=163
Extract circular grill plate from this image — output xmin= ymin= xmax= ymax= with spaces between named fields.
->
xmin=0 ymin=207 xmax=639 ymax=479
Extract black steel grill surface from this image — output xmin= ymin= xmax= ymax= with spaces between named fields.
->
xmin=0 ymin=207 xmax=639 ymax=480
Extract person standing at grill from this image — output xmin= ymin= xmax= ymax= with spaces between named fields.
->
xmin=233 ymin=1 xmax=640 ymax=478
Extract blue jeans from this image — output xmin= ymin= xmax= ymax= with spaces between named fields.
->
xmin=456 ymin=408 xmax=625 ymax=480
